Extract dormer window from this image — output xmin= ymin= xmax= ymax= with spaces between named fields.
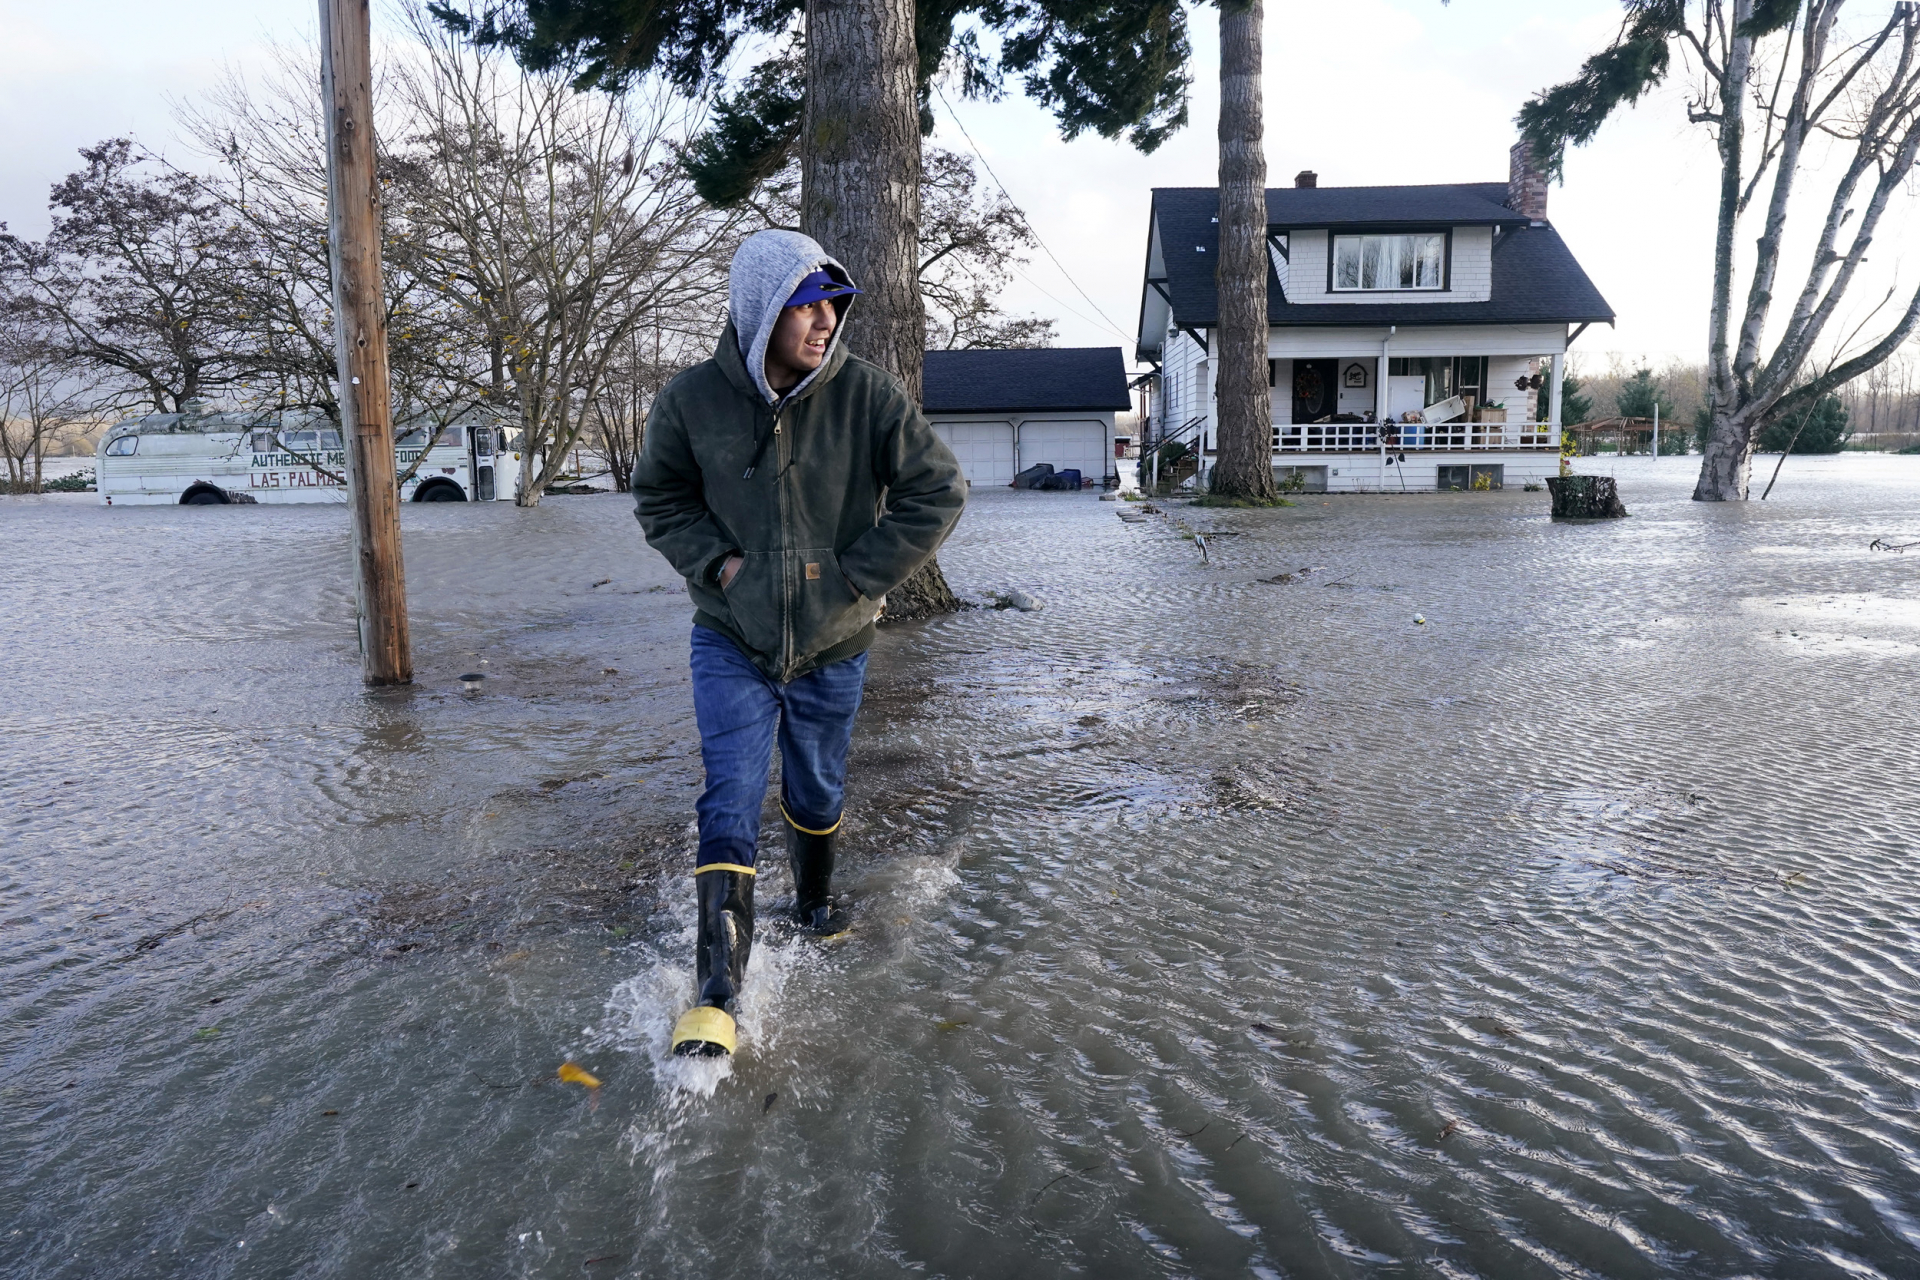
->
xmin=1331 ymin=231 xmax=1447 ymax=291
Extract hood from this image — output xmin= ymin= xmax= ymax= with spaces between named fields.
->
xmin=728 ymin=229 xmax=859 ymax=405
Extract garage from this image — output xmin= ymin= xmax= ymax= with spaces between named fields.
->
xmin=923 ymin=347 xmax=1132 ymax=488
xmin=932 ymin=420 xmax=1015 ymax=485
xmin=1018 ymin=418 xmax=1109 ymax=481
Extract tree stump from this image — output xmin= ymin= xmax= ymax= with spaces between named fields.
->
xmin=881 ymin=558 xmax=962 ymax=622
xmin=1545 ymin=474 xmax=1628 ymax=519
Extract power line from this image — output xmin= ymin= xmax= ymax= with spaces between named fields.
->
xmin=934 ymin=84 xmax=1136 ymax=346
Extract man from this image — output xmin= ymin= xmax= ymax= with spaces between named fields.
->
xmin=632 ymin=230 xmax=965 ymax=1058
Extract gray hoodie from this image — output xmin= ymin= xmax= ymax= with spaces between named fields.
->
xmin=728 ymin=230 xmax=859 ymax=406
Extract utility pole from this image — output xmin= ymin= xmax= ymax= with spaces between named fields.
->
xmin=321 ymin=0 xmax=411 ymax=685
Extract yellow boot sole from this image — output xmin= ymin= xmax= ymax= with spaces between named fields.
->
xmin=670 ymin=1005 xmax=736 ymax=1057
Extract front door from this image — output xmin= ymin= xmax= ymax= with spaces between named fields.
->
xmin=473 ymin=426 xmax=496 ymax=501
xmin=1292 ymin=359 xmax=1337 ymax=423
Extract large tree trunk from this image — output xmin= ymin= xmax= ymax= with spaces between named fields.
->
xmin=1208 ymin=0 xmax=1277 ymax=503
xmin=803 ymin=0 xmax=923 ymax=392
xmin=803 ymin=0 xmax=959 ymax=616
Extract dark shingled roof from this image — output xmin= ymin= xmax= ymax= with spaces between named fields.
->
xmin=923 ymin=347 xmax=1132 ymax=414
xmin=1261 ymin=181 xmax=1530 ymax=229
xmin=1144 ymin=185 xmax=1614 ymax=347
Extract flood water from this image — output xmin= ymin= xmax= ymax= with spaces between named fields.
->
xmin=5 ymin=455 xmax=1920 ymax=1278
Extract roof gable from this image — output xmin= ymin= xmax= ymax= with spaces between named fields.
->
xmin=1141 ymin=184 xmax=1614 ymax=353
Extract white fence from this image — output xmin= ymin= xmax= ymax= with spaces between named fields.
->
xmin=1273 ymin=419 xmax=1560 ymax=452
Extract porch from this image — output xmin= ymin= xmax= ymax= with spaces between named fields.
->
xmin=1268 ymin=351 xmax=1565 ymax=453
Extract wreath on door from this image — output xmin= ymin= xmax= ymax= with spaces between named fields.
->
xmin=1293 ymin=365 xmax=1324 ymax=411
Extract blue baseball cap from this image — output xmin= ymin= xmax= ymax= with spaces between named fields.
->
xmin=785 ymin=270 xmax=861 ymax=308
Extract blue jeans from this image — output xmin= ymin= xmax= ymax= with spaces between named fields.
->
xmin=689 ymin=626 xmax=868 ymax=869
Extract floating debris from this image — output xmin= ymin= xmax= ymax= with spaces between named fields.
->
xmin=557 ymin=1062 xmax=601 ymax=1089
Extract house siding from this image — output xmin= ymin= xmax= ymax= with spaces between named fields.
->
xmin=1267 ymin=324 xmax=1567 ymax=358
xmin=1279 ymin=226 xmax=1493 ymax=305
xmin=1286 ymin=231 xmax=1330 ymax=303
xmin=1159 ymin=327 xmax=1212 ymax=442
xmin=1486 ymin=355 xmax=1536 ymax=423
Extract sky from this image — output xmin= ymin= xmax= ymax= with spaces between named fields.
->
xmin=5 ymin=1 xmax=1916 ymax=375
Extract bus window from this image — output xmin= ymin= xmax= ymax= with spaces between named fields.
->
xmin=318 ymin=429 xmax=342 ymax=450
xmin=105 ymin=436 xmax=138 ymax=456
xmin=285 ymin=431 xmax=319 ymax=452
xmin=473 ymin=427 xmax=493 ymax=457
xmin=250 ymin=430 xmax=276 ymax=452
xmin=434 ymin=425 xmax=464 ymax=449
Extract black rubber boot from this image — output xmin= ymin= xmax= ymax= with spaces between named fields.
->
xmin=670 ymin=865 xmax=755 ymax=1057
xmin=786 ymin=818 xmax=850 ymax=938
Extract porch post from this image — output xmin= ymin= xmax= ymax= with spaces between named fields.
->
xmin=1203 ymin=329 xmax=1214 ymax=485
xmin=1548 ymin=351 xmax=1566 ymax=437
xmin=1380 ymin=328 xmax=1392 ymax=487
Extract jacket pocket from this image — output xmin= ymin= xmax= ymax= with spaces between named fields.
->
xmin=790 ymin=548 xmax=873 ymax=656
xmin=720 ymin=551 xmax=784 ymax=657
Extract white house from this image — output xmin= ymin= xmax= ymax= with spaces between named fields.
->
xmin=1135 ymin=143 xmax=1614 ymax=492
xmin=923 ymin=347 xmax=1132 ymax=486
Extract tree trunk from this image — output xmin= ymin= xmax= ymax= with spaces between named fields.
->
xmin=1208 ymin=0 xmax=1277 ymax=503
xmin=1696 ymin=408 xmax=1754 ymax=499
xmin=803 ymin=0 xmax=923 ymax=397
xmin=1695 ymin=1 xmax=1754 ymax=503
xmin=803 ymin=0 xmax=959 ymax=617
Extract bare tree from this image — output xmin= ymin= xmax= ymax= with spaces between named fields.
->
xmin=0 ymin=141 xmax=256 ymax=415
xmin=179 ymin=45 xmax=504 ymax=475
xmin=919 ymin=148 xmax=1055 ymax=350
xmin=0 ymin=310 xmax=85 ymax=493
xmin=1522 ymin=1 xmax=1920 ymax=500
xmin=390 ymin=11 xmax=747 ymax=505
xmin=586 ymin=322 xmax=714 ymax=492
xmin=1209 ymin=0 xmax=1277 ymax=502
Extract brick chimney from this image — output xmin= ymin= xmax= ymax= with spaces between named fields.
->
xmin=1294 ymin=170 xmax=1317 ymax=189
xmin=1507 ymin=139 xmax=1548 ymax=220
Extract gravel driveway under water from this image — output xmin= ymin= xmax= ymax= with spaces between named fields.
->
xmin=5 ymin=455 xmax=1920 ymax=1279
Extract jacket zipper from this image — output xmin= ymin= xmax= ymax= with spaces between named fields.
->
xmin=773 ymin=403 xmax=792 ymax=679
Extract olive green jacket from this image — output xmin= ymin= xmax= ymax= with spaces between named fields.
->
xmin=632 ymin=324 xmax=965 ymax=682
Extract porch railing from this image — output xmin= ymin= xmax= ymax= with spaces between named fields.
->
xmin=1272 ymin=420 xmax=1561 ymax=452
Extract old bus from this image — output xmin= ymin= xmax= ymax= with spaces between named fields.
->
xmin=95 ymin=407 xmax=521 ymax=505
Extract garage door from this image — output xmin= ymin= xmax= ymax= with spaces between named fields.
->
xmin=1018 ymin=418 xmax=1109 ymax=481
xmin=933 ymin=420 xmax=1015 ymax=485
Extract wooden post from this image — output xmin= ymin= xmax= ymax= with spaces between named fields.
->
xmin=321 ymin=0 xmax=411 ymax=685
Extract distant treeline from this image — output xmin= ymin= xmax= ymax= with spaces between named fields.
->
xmin=1561 ymin=352 xmax=1920 ymax=453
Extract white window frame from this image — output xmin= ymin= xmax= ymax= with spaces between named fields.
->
xmin=1330 ymin=231 xmax=1449 ymax=292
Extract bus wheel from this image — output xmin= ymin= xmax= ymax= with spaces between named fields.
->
xmin=181 ymin=485 xmax=228 ymax=506
xmin=415 ymin=481 xmax=467 ymax=502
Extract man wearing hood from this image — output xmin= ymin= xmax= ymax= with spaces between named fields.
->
xmin=633 ymin=229 xmax=966 ymax=1058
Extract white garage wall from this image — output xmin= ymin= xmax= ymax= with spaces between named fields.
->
xmin=1017 ymin=415 xmax=1112 ymax=482
xmin=930 ymin=418 xmax=1016 ymax=485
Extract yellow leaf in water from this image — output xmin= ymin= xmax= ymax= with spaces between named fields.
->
xmin=557 ymin=1062 xmax=601 ymax=1088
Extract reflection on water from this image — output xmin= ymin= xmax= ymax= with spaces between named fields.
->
xmin=6 ymin=455 xmax=1920 ymax=1278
